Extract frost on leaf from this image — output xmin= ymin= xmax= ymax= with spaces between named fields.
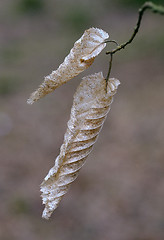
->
xmin=40 ymin=72 xmax=120 ymax=219
xmin=27 ymin=28 xmax=109 ymax=104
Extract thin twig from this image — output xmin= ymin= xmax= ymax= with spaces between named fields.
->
xmin=105 ymin=1 xmax=164 ymax=86
xmin=106 ymin=1 xmax=164 ymax=55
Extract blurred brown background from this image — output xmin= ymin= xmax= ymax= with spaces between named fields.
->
xmin=0 ymin=0 xmax=164 ymax=239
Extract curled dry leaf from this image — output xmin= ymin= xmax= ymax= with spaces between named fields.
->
xmin=40 ymin=72 xmax=120 ymax=219
xmin=27 ymin=28 xmax=109 ymax=104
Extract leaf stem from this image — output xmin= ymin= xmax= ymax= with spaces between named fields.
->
xmin=105 ymin=53 xmax=113 ymax=91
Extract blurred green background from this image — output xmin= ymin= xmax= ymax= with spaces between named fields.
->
xmin=0 ymin=0 xmax=164 ymax=240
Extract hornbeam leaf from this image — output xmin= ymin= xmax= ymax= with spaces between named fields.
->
xmin=40 ymin=72 xmax=120 ymax=219
xmin=27 ymin=28 xmax=109 ymax=104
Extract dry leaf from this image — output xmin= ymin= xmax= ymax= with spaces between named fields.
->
xmin=40 ymin=72 xmax=120 ymax=219
xmin=27 ymin=28 xmax=109 ymax=104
